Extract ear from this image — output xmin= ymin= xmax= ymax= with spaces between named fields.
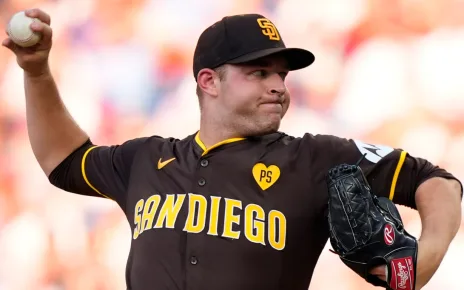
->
xmin=197 ymin=68 xmax=218 ymax=97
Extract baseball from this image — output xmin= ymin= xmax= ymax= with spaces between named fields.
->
xmin=7 ymin=11 xmax=43 ymax=48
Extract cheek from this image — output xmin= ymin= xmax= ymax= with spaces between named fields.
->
xmin=223 ymin=83 xmax=259 ymax=111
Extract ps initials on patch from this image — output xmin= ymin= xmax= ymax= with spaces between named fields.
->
xmin=252 ymin=163 xmax=281 ymax=190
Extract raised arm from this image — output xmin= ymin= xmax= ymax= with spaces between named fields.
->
xmin=2 ymin=9 xmax=88 ymax=176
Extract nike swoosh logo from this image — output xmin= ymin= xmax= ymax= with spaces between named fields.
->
xmin=158 ymin=157 xmax=176 ymax=169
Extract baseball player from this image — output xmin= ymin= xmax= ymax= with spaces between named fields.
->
xmin=3 ymin=9 xmax=463 ymax=290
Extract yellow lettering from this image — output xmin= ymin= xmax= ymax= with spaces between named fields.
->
xmin=222 ymin=198 xmax=242 ymax=239
xmin=134 ymin=194 xmax=287 ymax=251
xmin=133 ymin=199 xmax=144 ymax=239
xmin=244 ymin=204 xmax=266 ymax=245
xmin=154 ymin=194 xmax=185 ymax=229
xmin=183 ymin=193 xmax=207 ymax=233
xmin=141 ymin=195 xmax=161 ymax=232
xmin=207 ymin=196 xmax=222 ymax=236
xmin=268 ymin=210 xmax=286 ymax=250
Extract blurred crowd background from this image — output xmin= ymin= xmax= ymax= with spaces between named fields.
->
xmin=0 ymin=0 xmax=463 ymax=289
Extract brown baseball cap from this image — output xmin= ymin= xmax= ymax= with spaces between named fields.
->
xmin=193 ymin=14 xmax=315 ymax=81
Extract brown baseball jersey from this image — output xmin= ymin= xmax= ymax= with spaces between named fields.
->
xmin=49 ymin=131 xmax=462 ymax=290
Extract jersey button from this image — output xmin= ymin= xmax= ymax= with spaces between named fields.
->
xmin=190 ymin=256 xmax=198 ymax=265
xmin=198 ymin=178 xmax=206 ymax=186
xmin=200 ymin=159 xmax=209 ymax=167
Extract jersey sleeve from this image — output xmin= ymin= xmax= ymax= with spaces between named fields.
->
xmin=305 ymin=134 xmax=463 ymax=209
xmin=48 ymin=137 xmax=149 ymax=207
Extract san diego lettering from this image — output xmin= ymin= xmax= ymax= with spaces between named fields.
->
xmin=132 ymin=193 xmax=287 ymax=251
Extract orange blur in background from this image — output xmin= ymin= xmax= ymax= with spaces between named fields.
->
xmin=0 ymin=0 xmax=463 ymax=289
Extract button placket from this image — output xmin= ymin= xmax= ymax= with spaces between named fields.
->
xmin=200 ymin=159 xmax=209 ymax=167
xmin=185 ymin=156 xmax=212 ymax=288
xmin=190 ymin=256 xmax=198 ymax=265
xmin=197 ymin=158 xmax=209 ymax=186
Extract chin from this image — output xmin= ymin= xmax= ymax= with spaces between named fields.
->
xmin=238 ymin=113 xmax=282 ymax=136
xmin=269 ymin=115 xmax=282 ymax=130
xmin=252 ymin=120 xmax=281 ymax=136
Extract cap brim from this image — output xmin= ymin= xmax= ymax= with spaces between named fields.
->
xmin=226 ymin=47 xmax=315 ymax=70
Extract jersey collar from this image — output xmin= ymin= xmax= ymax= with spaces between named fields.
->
xmin=194 ymin=131 xmax=246 ymax=157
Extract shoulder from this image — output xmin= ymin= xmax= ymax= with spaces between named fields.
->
xmin=300 ymin=133 xmax=394 ymax=158
xmin=137 ymin=133 xmax=194 ymax=146
xmin=257 ymin=132 xmax=350 ymax=151
xmin=247 ymin=132 xmax=342 ymax=153
xmin=133 ymin=133 xmax=196 ymax=153
xmin=258 ymin=132 xmax=349 ymax=145
xmin=270 ymin=131 xmax=399 ymax=165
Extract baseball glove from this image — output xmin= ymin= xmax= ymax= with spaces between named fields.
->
xmin=326 ymin=162 xmax=418 ymax=290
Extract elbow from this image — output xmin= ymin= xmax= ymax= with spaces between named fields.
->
xmin=417 ymin=177 xmax=462 ymax=203
xmin=415 ymin=177 xmax=462 ymax=245
xmin=444 ymin=178 xmax=462 ymax=232
xmin=416 ymin=177 xmax=462 ymax=223
xmin=450 ymin=178 xmax=463 ymax=201
xmin=34 ymin=139 xmax=93 ymax=178
xmin=42 ymin=139 xmax=93 ymax=179
xmin=444 ymin=177 xmax=462 ymax=208
xmin=450 ymin=178 xmax=463 ymax=222
xmin=447 ymin=178 xmax=463 ymax=222
xmin=42 ymin=159 xmax=62 ymax=178
xmin=34 ymin=151 xmax=73 ymax=178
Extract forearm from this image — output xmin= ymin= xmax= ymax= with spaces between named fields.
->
xmin=25 ymin=65 xmax=89 ymax=176
xmin=415 ymin=177 xmax=462 ymax=288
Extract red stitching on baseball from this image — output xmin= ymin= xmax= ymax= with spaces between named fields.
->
xmin=7 ymin=18 xmax=40 ymax=44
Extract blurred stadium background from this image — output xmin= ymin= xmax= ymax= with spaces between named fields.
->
xmin=0 ymin=0 xmax=463 ymax=289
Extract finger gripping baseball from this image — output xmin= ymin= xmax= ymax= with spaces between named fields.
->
xmin=327 ymin=164 xmax=418 ymax=290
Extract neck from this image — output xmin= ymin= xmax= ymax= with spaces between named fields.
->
xmin=199 ymin=115 xmax=242 ymax=148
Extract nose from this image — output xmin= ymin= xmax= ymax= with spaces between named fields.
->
xmin=267 ymin=74 xmax=286 ymax=96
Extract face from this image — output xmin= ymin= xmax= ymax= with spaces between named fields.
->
xmin=215 ymin=55 xmax=291 ymax=136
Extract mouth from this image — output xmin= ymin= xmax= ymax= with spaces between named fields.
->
xmin=260 ymin=102 xmax=283 ymax=113
xmin=261 ymin=102 xmax=282 ymax=107
xmin=260 ymin=99 xmax=283 ymax=106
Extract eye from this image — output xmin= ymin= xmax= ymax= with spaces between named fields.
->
xmin=251 ymin=70 xmax=267 ymax=77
